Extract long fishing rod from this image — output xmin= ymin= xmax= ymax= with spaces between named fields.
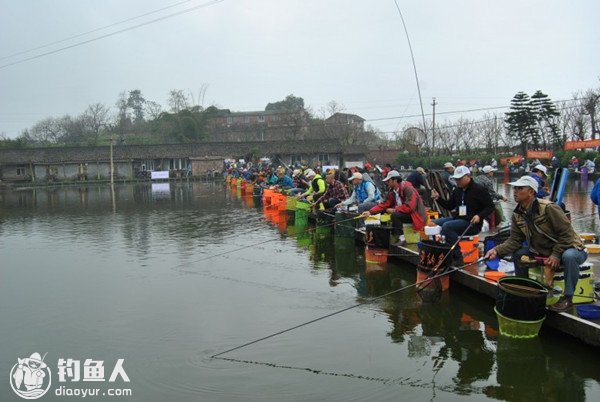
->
xmin=190 ymin=205 xmax=363 ymax=264
xmin=211 ymin=257 xmax=484 ymax=359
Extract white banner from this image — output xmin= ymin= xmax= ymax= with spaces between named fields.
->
xmin=150 ymin=171 xmax=169 ymax=180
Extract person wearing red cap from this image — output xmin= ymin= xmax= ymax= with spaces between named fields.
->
xmin=361 ymin=170 xmax=427 ymax=241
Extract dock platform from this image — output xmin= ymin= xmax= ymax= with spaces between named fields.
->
xmin=386 ymin=240 xmax=600 ymax=347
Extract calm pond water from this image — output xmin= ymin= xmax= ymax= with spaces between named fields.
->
xmin=0 ymin=177 xmax=599 ymax=401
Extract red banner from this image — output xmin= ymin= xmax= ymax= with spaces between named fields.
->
xmin=526 ymin=150 xmax=553 ymax=159
xmin=564 ymin=139 xmax=600 ymax=150
xmin=499 ymin=155 xmax=523 ymax=166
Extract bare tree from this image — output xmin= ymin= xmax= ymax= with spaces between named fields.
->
xmin=583 ymin=88 xmax=600 ymax=139
xmin=318 ymin=100 xmax=346 ymax=119
xmin=29 ymin=117 xmax=64 ymax=144
xmin=168 ymin=89 xmax=190 ymax=113
xmin=145 ymin=101 xmax=163 ymax=120
xmin=82 ymin=103 xmax=110 ymax=144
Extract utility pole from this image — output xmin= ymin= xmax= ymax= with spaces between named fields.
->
xmin=430 ymin=97 xmax=437 ymax=169
xmin=110 ymin=134 xmax=114 ymax=186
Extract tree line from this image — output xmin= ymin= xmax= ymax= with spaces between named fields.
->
xmin=1 ymin=85 xmax=598 ymax=155
xmin=392 ymin=84 xmax=600 ymax=156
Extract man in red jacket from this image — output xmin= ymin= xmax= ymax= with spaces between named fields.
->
xmin=361 ymin=170 xmax=427 ymax=240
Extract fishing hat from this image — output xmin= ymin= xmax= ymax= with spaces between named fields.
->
xmin=416 ymin=167 xmax=426 ymax=175
xmin=451 ymin=165 xmax=471 ymax=179
xmin=382 ymin=170 xmax=401 ymax=182
xmin=482 ymin=165 xmax=497 ymax=174
xmin=304 ymin=169 xmax=316 ymax=178
xmin=509 ymin=176 xmax=539 ymax=192
xmin=443 ymin=162 xmax=454 ymax=169
xmin=349 ymin=172 xmax=363 ymax=181
xmin=532 ymin=164 xmax=547 ymax=175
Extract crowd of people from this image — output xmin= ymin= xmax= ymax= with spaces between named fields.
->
xmin=225 ymin=156 xmax=590 ymax=313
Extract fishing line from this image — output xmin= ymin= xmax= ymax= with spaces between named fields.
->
xmin=213 ymin=356 xmax=441 ymax=388
xmin=169 ymin=201 xmax=363 ymax=270
xmin=210 ymin=261 xmax=475 ymax=359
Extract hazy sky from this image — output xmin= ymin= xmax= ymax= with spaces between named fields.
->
xmin=1 ymin=0 xmax=599 ymax=138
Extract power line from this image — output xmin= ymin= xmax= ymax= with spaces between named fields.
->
xmin=0 ymin=0 xmax=225 ymax=70
xmin=0 ymin=0 xmax=201 ymax=62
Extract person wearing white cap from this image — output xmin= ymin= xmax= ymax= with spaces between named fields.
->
xmin=441 ymin=162 xmax=456 ymax=191
xmin=474 ymin=165 xmax=508 ymax=225
xmin=529 ymin=164 xmax=549 ymax=198
xmin=485 ymin=176 xmax=587 ymax=312
xmin=337 ymin=171 xmax=381 ymax=213
xmin=296 ymin=168 xmax=326 ymax=201
xmin=361 ymin=170 xmax=427 ymax=242
xmin=431 ymin=165 xmax=495 ymax=263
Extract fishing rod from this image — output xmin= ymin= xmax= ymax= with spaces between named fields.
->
xmin=189 ymin=206 xmax=365 ymax=264
xmin=210 ymin=257 xmax=485 ymax=359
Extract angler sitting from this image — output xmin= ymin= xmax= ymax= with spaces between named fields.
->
xmin=296 ymin=169 xmax=326 ymax=202
xmin=337 ymin=172 xmax=381 ymax=213
xmin=273 ymin=167 xmax=294 ymax=190
xmin=312 ymin=170 xmax=348 ymax=211
xmin=431 ymin=166 xmax=494 ymax=264
xmin=529 ymin=164 xmax=549 ymax=198
xmin=361 ymin=170 xmax=427 ymax=243
xmin=484 ymin=176 xmax=587 ymax=312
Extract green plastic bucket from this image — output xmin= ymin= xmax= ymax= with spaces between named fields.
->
xmin=295 ymin=201 xmax=310 ymax=226
xmin=494 ymin=307 xmax=545 ymax=339
xmin=335 ymin=211 xmax=359 ymax=238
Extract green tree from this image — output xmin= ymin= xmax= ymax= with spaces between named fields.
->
xmin=530 ymin=90 xmax=560 ymax=149
xmin=127 ymin=89 xmax=146 ymax=123
xmin=265 ymin=94 xmax=305 ymax=112
xmin=505 ymin=91 xmax=537 ymax=154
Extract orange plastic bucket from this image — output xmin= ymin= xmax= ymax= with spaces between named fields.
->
xmin=459 ymin=235 xmax=479 ymax=263
xmin=365 ymin=248 xmax=388 ymax=264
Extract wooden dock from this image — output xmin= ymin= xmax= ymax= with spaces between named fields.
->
xmin=385 ymin=239 xmax=600 ymax=347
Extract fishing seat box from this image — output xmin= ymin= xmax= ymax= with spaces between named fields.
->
xmin=528 ymin=263 xmax=594 ymax=304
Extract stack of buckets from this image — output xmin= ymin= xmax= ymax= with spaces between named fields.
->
xmin=295 ymin=201 xmax=310 ymax=227
xmin=495 ymin=277 xmax=548 ymax=338
xmin=416 ymin=240 xmax=453 ymax=299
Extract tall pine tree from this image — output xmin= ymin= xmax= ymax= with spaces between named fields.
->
xmin=505 ymin=92 xmax=537 ymax=155
xmin=530 ymin=90 xmax=560 ymax=149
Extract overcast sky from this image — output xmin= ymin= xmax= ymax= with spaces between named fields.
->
xmin=1 ymin=0 xmax=599 ymax=138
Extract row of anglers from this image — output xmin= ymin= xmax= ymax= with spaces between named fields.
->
xmin=228 ymin=162 xmax=597 ymax=314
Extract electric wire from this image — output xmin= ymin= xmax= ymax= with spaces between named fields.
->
xmin=0 ymin=0 xmax=225 ymax=70
xmin=0 ymin=0 xmax=201 ymax=62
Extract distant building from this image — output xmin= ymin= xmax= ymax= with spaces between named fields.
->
xmin=0 ymin=140 xmax=362 ymax=182
xmin=325 ymin=113 xmax=365 ymax=131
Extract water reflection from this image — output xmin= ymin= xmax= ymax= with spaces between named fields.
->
xmin=1 ymin=181 xmax=599 ymax=401
xmin=245 ymin=183 xmax=600 ymax=400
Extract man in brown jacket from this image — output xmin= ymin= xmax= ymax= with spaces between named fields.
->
xmin=485 ymin=176 xmax=587 ymax=312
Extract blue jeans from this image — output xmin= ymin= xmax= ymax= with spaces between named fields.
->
xmin=434 ymin=217 xmax=479 ymax=258
xmin=513 ymin=246 xmax=587 ymax=297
